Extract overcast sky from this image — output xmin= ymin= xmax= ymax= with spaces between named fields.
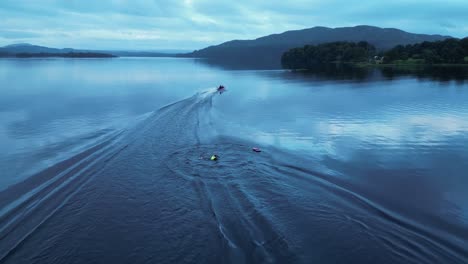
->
xmin=1 ymin=0 xmax=467 ymax=50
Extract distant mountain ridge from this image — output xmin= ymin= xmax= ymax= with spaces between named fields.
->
xmin=185 ymin=25 xmax=452 ymax=68
xmin=0 ymin=44 xmax=183 ymax=57
xmin=0 ymin=44 xmax=76 ymax=54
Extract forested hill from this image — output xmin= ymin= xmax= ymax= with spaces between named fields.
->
xmin=184 ymin=25 xmax=450 ymax=67
xmin=282 ymin=41 xmax=377 ymax=69
xmin=281 ymin=38 xmax=468 ymax=69
xmin=383 ymin=38 xmax=468 ymax=64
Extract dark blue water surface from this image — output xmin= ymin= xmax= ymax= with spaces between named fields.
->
xmin=0 ymin=58 xmax=467 ymax=263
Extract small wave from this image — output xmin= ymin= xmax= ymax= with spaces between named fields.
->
xmin=0 ymin=127 xmax=131 ymax=262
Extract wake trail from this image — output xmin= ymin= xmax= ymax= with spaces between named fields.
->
xmin=0 ymin=131 xmax=128 ymax=262
xmin=0 ymin=89 xmax=220 ymax=262
xmin=2 ymin=89 xmax=466 ymax=264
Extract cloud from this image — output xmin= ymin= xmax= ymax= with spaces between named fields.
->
xmin=440 ymin=22 xmax=457 ymax=29
xmin=0 ymin=0 xmax=467 ymax=49
xmin=0 ymin=30 xmax=41 ymax=39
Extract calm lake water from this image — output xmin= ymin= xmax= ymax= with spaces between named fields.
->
xmin=0 ymin=58 xmax=467 ymax=263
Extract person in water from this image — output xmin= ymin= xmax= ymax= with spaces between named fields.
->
xmin=199 ymin=154 xmax=219 ymax=161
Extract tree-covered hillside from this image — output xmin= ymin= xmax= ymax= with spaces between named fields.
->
xmin=383 ymin=38 xmax=468 ymax=64
xmin=281 ymin=41 xmax=376 ymax=69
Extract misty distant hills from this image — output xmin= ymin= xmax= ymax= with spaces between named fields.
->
xmin=185 ymin=25 xmax=452 ymax=68
xmin=0 ymin=44 xmax=116 ymax=58
xmin=0 ymin=44 xmax=184 ymax=57
xmin=0 ymin=43 xmax=76 ymax=54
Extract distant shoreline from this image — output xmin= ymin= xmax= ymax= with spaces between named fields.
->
xmin=287 ymin=62 xmax=468 ymax=70
xmin=0 ymin=52 xmax=117 ymax=58
xmin=356 ymin=62 xmax=468 ymax=68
